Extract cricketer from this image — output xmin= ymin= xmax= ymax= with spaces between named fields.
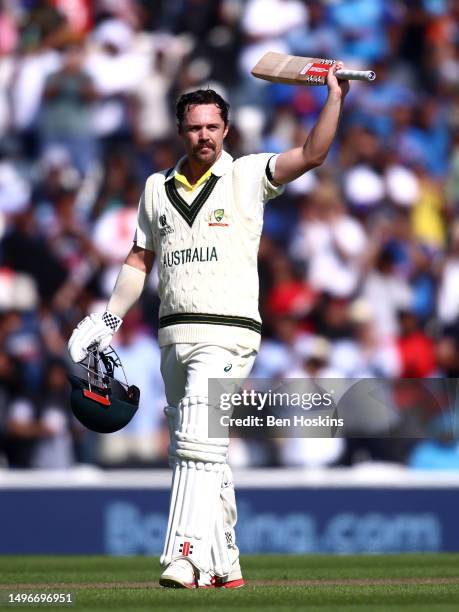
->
xmin=68 ymin=62 xmax=349 ymax=588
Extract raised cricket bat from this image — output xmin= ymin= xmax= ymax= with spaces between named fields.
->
xmin=252 ymin=52 xmax=376 ymax=86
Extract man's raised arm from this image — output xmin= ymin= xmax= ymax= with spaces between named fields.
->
xmin=273 ymin=62 xmax=350 ymax=185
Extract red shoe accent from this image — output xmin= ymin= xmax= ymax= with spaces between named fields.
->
xmin=198 ymin=576 xmax=245 ymax=589
xmin=197 ymin=575 xmax=217 ymax=589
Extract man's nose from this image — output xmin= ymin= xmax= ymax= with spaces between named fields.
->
xmin=198 ymin=128 xmax=210 ymax=140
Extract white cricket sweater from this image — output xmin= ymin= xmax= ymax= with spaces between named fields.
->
xmin=135 ymin=150 xmax=283 ymax=350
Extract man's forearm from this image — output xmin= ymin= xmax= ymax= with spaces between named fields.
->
xmin=302 ymin=91 xmax=344 ymax=169
xmin=273 ymin=91 xmax=344 ymax=184
xmin=106 ymin=245 xmax=155 ymax=319
xmin=106 ymin=264 xmax=149 ymax=319
xmin=273 ymin=62 xmax=349 ymax=185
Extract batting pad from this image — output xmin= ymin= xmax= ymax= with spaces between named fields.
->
xmin=211 ymin=464 xmax=239 ymax=576
xmin=161 ymin=396 xmax=230 ymax=575
xmin=164 ymin=404 xmax=236 ymax=577
xmin=164 ymin=405 xmax=177 ymax=467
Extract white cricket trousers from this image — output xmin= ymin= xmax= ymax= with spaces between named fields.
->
xmin=160 ymin=342 xmax=257 ymax=406
xmin=160 ymin=342 xmax=257 ymax=574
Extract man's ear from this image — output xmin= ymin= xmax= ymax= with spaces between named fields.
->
xmin=223 ymin=123 xmax=229 ymax=139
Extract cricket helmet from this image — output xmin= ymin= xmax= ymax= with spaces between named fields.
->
xmin=68 ymin=347 xmax=140 ymax=433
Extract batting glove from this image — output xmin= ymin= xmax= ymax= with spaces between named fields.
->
xmin=68 ymin=311 xmax=123 ymax=363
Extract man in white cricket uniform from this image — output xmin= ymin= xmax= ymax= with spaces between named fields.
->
xmin=69 ymin=64 xmax=349 ymax=588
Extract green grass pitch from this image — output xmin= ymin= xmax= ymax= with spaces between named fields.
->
xmin=0 ymin=554 xmax=458 ymax=611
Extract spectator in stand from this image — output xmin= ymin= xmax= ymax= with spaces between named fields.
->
xmin=4 ymin=357 xmax=75 ymax=468
xmin=438 ymin=221 xmax=459 ymax=325
xmin=132 ymin=48 xmax=175 ymax=147
xmin=84 ymin=18 xmax=149 ymax=149
xmin=363 ymin=247 xmax=413 ymax=340
xmin=289 ymin=182 xmax=367 ymax=298
xmin=281 ymin=336 xmax=345 ymax=468
xmin=330 ymin=299 xmax=401 ymax=378
xmin=0 ymin=350 xmax=22 ymax=466
xmin=287 ymin=0 xmax=341 ymax=60
xmin=252 ymin=314 xmax=303 ymax=380
xmin=9 ymin=8 xmax=64 ymax=160
xmin=40 ymin=43 xmax=97 ymax=176
xmin=92 ymin=177 xmax=142 ymax=298
xmin=409 ymin=412 xmax=459 ymax=471
xmin=238 ymin=0 xmax=308 ymax=103
xmin=264 ymin=252 xmax=318 ymax=322
xmin=397 ymin=309 xmax=436 ymax=378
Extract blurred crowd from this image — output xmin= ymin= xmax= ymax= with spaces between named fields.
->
xmin=1 ymin=0 xmax=459 ymax=471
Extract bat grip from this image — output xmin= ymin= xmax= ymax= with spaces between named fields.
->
xmin=335 ymin=69 xmax=376 ymax=82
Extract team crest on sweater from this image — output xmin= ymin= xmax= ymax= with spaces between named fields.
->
xmin=207 ymin=208 xmax=229 ymax=227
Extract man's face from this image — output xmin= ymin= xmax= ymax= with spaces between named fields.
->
xmin=179 ymin=104 xmax=228 ymax=166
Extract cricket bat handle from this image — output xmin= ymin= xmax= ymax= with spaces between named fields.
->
xmin=335 ymin=69 xmax=376 ymax=82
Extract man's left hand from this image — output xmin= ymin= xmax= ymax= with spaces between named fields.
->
xmin=68 ymin=312 xmax=122 ymax=363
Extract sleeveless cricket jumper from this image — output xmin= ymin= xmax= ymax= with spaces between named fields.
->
xmin=134 ymin=150 xmax=283 ymax=350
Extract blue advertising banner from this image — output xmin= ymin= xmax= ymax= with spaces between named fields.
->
xmin=0 ymin=484 xmax=457 ymax=554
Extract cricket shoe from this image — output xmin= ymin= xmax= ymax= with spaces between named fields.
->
xmin=198 ymin=562 xmax=245 ymax=589
xmin=159 ymin=559 xmax=197 ymax=589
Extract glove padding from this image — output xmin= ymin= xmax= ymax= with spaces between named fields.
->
xmin=68 ymin=312 xmax=122 ymax=363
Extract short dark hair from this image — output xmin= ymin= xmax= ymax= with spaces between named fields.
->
xmin=176 ymin=89 xmax=230 ymax=128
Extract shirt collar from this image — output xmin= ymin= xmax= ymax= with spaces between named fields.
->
xmin=164 ymin=150 xmax=233 ymax=183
